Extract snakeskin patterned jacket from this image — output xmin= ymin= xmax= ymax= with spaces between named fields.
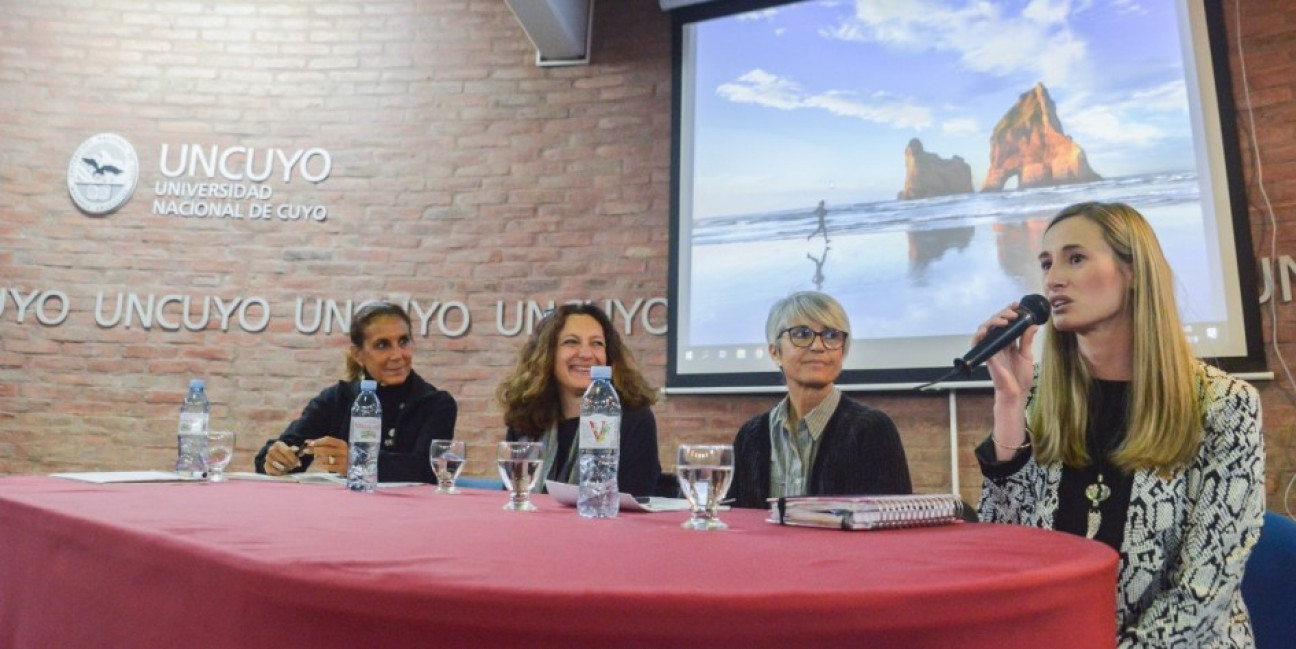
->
xmin=979 ymin=363 xmax=1265 ymax=648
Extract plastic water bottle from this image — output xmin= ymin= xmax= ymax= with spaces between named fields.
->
xmin=578 ymin=365 xmax=621 ymax=518
xmin=348 ymin=379 xmax=381 ymax=492
xmin=174 ymin=379 xmax=209 ymax=477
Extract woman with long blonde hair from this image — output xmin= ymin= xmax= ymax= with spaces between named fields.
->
xmin=496 ymin=303 xmax=660 ymax=497
xmin=974 ymin=202 xmax=1264 ymax=647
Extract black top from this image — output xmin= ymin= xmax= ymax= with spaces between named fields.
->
xmin=254 ymin=370 xmax=457 ymax=483
xmin=729 ymin=396 xmax=913 ymax=509
xmin=1055 ymin=379 xmax=1134 ymax=550
xmin=506 ymin=406 xmax=662 ymax=499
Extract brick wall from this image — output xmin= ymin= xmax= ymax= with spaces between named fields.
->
xmin=0 ymin=0 xmax=1292 ymax=512
xmin=1223 ymin=0 xmax=1296 ymax=510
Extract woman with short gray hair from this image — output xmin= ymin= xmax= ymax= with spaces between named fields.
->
xmin=729 ymin=291 xmax=913 ymax=508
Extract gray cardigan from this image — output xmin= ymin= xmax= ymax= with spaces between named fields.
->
xmin=730 ymin=396 xmax=913 ymax=509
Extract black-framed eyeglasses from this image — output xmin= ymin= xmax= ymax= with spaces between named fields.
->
xmin=778 ymin=326 xmax=849 ymax=350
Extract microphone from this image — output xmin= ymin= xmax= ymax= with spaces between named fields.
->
xmin=953 ymin=294 xmax=1051 ymax=374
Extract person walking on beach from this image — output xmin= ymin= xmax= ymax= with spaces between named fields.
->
xmin=807 ymin=200 xmax=829 ymax=242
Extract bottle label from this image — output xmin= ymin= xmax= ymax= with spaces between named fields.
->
xmin=579 ymin=414 xmax=619 ymax=450
xmin=350 ymin=417 xmax=381 ymax=444
xmin=178 ymin=412 xmax=206 ymax=436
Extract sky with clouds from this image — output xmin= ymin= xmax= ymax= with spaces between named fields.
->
xmin=685 ymin=0 xmax=1207 ymax=217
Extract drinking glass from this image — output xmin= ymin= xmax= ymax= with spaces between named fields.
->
xmin=429 ymin=440 xmax=467 ymax=494
xmin=676 ymin=444 xmax=735 ymax=530
xmin=202 ymin=430 xmax=236 ymax=483
xmin=496 ymin=441 xmax=544 ymax=512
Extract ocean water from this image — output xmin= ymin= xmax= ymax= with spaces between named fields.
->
xmin=685 ymin=172 xmax=1223 ymax=348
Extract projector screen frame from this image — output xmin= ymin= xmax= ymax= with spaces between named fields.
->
xmin=665 ymin=0 xmax=1264 ymax=393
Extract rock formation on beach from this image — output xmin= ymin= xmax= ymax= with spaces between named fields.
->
xmin=982 ymin=83 xmax=1100 ymax=191
xmin=897 ymin=138 xmax=973 ymax=200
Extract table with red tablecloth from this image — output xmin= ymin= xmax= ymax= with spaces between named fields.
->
xmin=0 ymin=476 xmax=1117 ymax=648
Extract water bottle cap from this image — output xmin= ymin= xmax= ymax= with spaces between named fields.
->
xmin=189 ymin=379 xmax=204 ymax=389
xmin=590 ymin=365 xmax=612 ymax=380
xmin=360 ymin=379 xmax=378 ymax=391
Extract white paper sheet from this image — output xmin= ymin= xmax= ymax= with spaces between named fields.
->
xmin=49 ymin=471 xmax=205 ymax=484
xmin=544 ymin=479 xmax=692 ymax=512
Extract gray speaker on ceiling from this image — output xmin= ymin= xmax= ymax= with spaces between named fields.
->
xmin=505 ymin=0 xmax=594 ymax=66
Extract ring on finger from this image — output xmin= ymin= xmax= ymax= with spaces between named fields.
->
xmin=271 ymin=460 xmax=286 ymax=471
xmin=327 ymin=455 xmax=336 ymax=466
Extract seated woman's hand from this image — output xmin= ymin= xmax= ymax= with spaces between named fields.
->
xmin=264 ymin=441 xmax=303 ymax=476
xmin=974 ymin=302 xmax=1038 ymax=403
xmin=306 ymin=436 xmax=349 ymax=474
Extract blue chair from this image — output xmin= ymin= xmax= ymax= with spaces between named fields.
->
xmin=1241 ymin=511 xmax=1296 ymax=649
xmin=456 ymin=475 xmax=504 ymax=491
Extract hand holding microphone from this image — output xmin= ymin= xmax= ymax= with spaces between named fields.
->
xmin=917 ymin=295 xmax=1050 ymax=391
xmin=963 ymin=295 xmax=1050 ymax=402
xmin=965 ymin=296 xmax=1050 ymax=458
xmin=958 ymin=294 xmax=1051 ymax=374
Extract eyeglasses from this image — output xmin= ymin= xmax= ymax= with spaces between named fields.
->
xmin=778 ymin=326 xmax=849 ymax=350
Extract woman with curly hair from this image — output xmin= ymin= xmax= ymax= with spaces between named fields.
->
xmin=496 ymin=303 xmax=661 ymax=498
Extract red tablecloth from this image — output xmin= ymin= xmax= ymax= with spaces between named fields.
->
xmin=0 ymin=476 xmax=1117 ymax=648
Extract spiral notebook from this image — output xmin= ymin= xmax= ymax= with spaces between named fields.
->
xmin=768 ymin=493 xmax=965 ymax=531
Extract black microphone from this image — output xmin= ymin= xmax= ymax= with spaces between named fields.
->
xmin=953 ymin=294 xmax=1051 ymax=375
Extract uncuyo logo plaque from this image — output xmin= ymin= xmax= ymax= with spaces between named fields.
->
xmin=67 ymin=133 xmax=139 ymax=216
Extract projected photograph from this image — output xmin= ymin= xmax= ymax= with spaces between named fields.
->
xmin=673 ymin=0 xmax=1251 ymax=385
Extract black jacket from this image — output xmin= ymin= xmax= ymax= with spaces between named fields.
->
xmin=507 ymin=406 xmax=661 ymax=499
xmin=254 ymin=370 xmax=457 ymax=483
xmin=730 ymin=396 xmax=912 ymax=508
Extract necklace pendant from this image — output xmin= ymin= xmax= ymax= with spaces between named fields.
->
xmin=1083 ymin=473 xmax=1110 ymax=539
xmin=1084 ymin=479 xmax=1111 ymax=505
xmin=1085 ymin=508 xmax=1102 ymax=539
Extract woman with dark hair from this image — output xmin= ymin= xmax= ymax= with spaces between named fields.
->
xmin=975 ymin=201 xmax=1264 ymax=646
xmin=496 ymin=303 xmax=661 ymax=498
xmin=255 ymin=301 xmax=457 ymax=483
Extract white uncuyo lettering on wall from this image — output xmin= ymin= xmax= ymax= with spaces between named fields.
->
xmin=158 ymin=144 xmax=331 ymax=183
xmin=492 ymin=298 xmax=668 ymax=337
xmin=293 ymin=298 xmax=469 ymax=337
xmin=0 ymin=288 xmax=70 ymax=326
xmin=1259 ymin=256 xmax=1296 ymax=303
xmin=2 ymin=291 xmax=671 ymax=336
xmin=0 ymin=291 xmax=671 ymax=336
xmin=152 ymin=143 xmax=332 ymax=223
xmin=91 ymin=292 xmax=270 ymax=332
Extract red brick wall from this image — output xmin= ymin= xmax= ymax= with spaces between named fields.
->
xmin=0 ymin=0 xmax=1292 ymax=512
xmin=1224 ymin=0 xmax=1296 ymax=511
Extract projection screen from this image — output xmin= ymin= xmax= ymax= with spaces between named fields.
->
xmin=667 ymin=0 xmax=1263 ymax=392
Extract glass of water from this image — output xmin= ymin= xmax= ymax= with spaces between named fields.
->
xmin=496 ymin=441 xmax=544 ymax=512
xmin=429 ymin=440 xmax=467 ymax=494
xmin=202 ymin=430 xmax=236 ymax=483
xmin=676 ymin=444 xmax=735 ymax=530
